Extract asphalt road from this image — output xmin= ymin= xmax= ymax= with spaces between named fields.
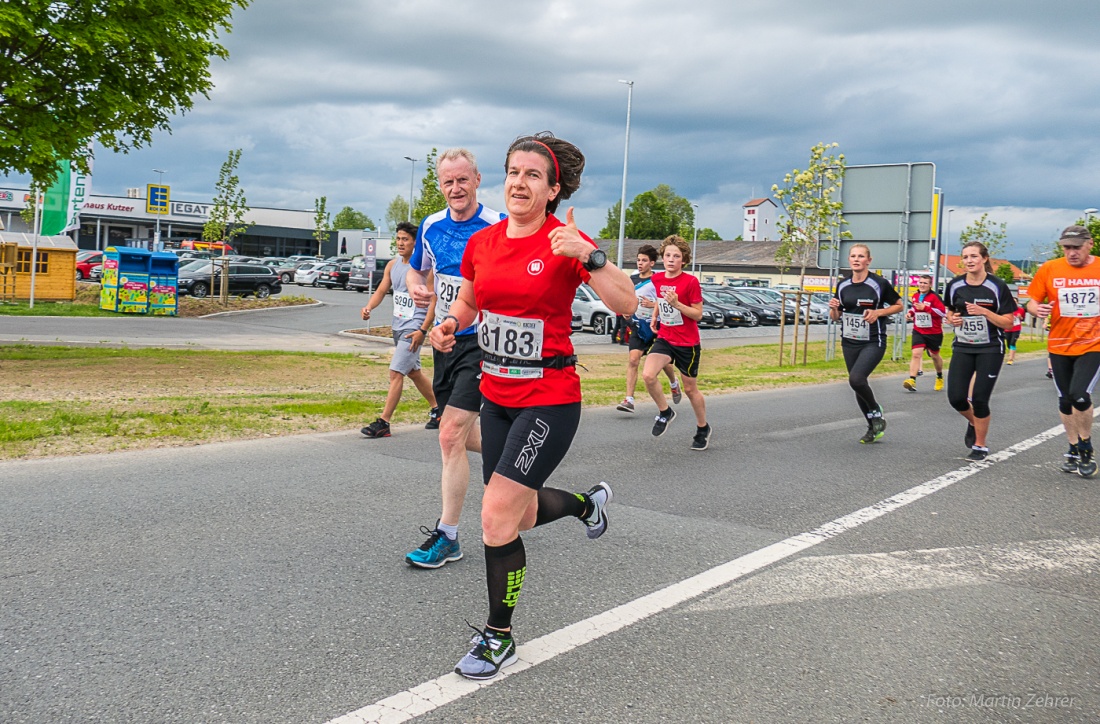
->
xmin=2 ymin=356 xmax=1097 ymax=723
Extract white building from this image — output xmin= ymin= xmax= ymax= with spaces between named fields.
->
xmin=742 ymin=198 xmax=778 ymax=241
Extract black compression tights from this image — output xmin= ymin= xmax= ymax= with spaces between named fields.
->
xmin=842 ymin=343 xmax=886 ymax=416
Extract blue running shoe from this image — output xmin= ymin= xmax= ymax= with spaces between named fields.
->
xmin=455 ymin=625 xmax=517 ymax=680
xmin=406 ymin=524 xmax=462 ymax=569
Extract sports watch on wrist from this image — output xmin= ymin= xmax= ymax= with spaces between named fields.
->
xmin=583 ymin=249 xmax=608 ymax=272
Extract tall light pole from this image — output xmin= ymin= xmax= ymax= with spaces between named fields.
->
xmin=403 ymin=156 xmax=416 ymax=222
xmin=691 ymin=203 xmax=699 ymax=274
xmin=616 ymin=79 xmax=634 ymax=269
xmin=152 ymin=168 xmax=166 ymax=248
xmin=945 ymin=208 xmax=956 ymax=279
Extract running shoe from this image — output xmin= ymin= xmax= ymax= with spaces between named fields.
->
xmin=964 ymin=423 xmax=976 ymax=450
xmin=691 ymin=424 xmax=711 ymax=451
xmin=859 ymin=427 xmax=877 ymax=444
xmin=1006 ymin=359 xmax=1014 ymax=365
xmin=1078 ymin=442 xmax=1097 ymax=479
xmin=616 ymin=398 xmax=635 ymax=413
xmin=902 ymin=377 xmax=917 ymax=392
xmin=1062 ymin=445 xmax=1080 ymax=474
xmin=455 ymin=625 xmax=517 ymax=680
xmin=361 ymin=418 xmax=391 ymax=438
xmin=670 ymin=383 xmax=683 ymax=405
xmin=934 ymin=377 xmax=944 ymax=392
xmin=425 ymin=407 xmax=441 ymax=430
xmin=1046 ymin=369 xmax=1054 ymax=379
xmin=405 ymin=524 xmax=462 ymax=569
xmin=966 ymin=446 xmax=989 ymax=461
xmin=868 ymin=406 xmax=886 ymax=441
xmin=917 ymin=370 xmax=924 ymax=376
xmin=652 ymin=408 xmax=676 ymax=436
xmin=582 ymin=481 xmax=613 ymax=539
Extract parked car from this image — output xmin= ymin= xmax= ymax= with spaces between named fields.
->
xmin=733 ymin=289 xmax=796 ymax=324
xmin=572 ymin=284 xmax=617 ymax=335
xmin=317 ymin=262 xmax=352 ymax=289
xmin=347 ymin=257 xmax=389 ymax=292
xmin=293 ymin=262 xmax=326 ymax=286
xmin=88 ymin=264 xmax=103 ymax=282
xmin=571 ymin=312 xmax=583 ymax=333
xmin=714 ymin=288 xmax=784 ymax=325
xmin=264 ymin=259 xmax=300 ymax=284
xmin=177 ymin=263 xmax=282 ymax=299
xmin=751 ymin=287 xmax=828 ymax=323
xmin=704 ymin=288 xmax=761 ymax=327
xmin=700 ymin=291 xmax=751 ymax=327
xmin=287 ymin=254 xmax=320 ymax=264
xmin=75 ymin=250 xmax=104 ymax=280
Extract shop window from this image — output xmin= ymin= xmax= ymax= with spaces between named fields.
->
xmin=16 ymin=250 xmax=49 ymax=274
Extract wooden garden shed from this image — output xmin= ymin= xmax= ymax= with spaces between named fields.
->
xmin=0 ymin=232 xmax=78 ymax=302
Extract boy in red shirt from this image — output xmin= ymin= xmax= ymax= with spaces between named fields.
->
xmin=903 ymin=273 xmax=946 ymax=391
xmin=642 ymin=235 xmax=710 ymax=450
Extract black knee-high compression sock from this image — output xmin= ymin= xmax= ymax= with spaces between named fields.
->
xmin=533 ymin=487 xmax=588 ymax=527
xmin=485 ymin=536 xmax=526 ymax=631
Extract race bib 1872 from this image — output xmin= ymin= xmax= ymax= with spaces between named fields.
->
xmin=1058 ymin=286 xmax=1100 ymax=318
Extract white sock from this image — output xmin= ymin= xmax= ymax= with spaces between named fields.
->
xmin=437 ymin=522 xmax=458 ymax=540
xmin=625 ymin=396 xmax=634 ymax=403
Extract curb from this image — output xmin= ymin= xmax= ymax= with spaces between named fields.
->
xmin=197 ymin=299 xmax=324 ymax=319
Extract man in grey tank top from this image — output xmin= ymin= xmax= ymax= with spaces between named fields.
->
xmin=359 ymin=221 xmax=440 ymax=437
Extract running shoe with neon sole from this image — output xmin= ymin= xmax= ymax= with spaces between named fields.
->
xmin=934 ymin=377 xmax=944 ymax=391
xmin=652 ymin=408 xmax=676 ymax=436
xmin=616 ymin=398 xmax=635 ymax=413
xmin=903 ymin=377 xmax=917 ymax=392
xmin=1078 ymin=442 xmax=1097 ymax=478
xmin=455 ymin=626 xmax=517 ymax=680
xmin=425 ymin=407 xmax=441 ymax=430
xmin=582 ymin=481 xmax=613 ymax=539
xmin=405 ymin=524 xmax=462 ymax=569
xmin=1062 ymin=445 xmax=1080 ymax=474
xmin=670 ymin=383 xmax=683 ymax=405
xmin=361 ymin=418 xmax=391 ymax=438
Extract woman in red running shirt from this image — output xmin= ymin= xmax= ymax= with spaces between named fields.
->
xmin=642 ymin=235 xmax=710 ymax=450
xmin=430 ymin=132 xmax=636 ymax=681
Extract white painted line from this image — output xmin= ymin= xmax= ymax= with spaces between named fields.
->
xmin=327 ymin=422 xmax=1068 ymax=724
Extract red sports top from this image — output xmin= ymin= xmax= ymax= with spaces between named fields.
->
xmin=909 ymin=290 xmax=946 ymax=334
xmin=461 ymin=215 xmax=592 ymax=407
xmin=650 ymin=271 xmax=702 ymax=346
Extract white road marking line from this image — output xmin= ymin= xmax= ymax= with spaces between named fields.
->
xmin=327 ymin=422 xmax=1067 ymax=724
xmin=687 ymin=537 xmax=1100 ymax=612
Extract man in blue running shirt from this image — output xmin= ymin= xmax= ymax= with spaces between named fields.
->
xmin=404 ymin=148 xmax=505 ymax=569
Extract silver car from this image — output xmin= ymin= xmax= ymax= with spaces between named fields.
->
xmin=571 ymin=284 xmax=617 ymax=335
xmin=293 ymin=261 xmax=326 ymax=286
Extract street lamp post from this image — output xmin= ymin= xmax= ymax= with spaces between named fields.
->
xmin=403 ymin=156 xmax=416 ymax=223
xmin=616 ymin=79 xmax=633 ymax=270
xmin=152 ymin=168 xmax=166 ymax=249
xmin=691 ymin=203 xmax=699 ymax=274
xmin=945 ymin=208 xmax=956 ymax=281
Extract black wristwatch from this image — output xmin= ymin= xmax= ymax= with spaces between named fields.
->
xmin=583 ymin=249 xmax=608 ymax=272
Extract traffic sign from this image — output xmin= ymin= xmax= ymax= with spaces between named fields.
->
xmin=146 ymin=184 xmax=170 ymax=215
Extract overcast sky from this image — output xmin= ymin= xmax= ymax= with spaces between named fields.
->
xmin=12 ymin=0 xmax=1100 ymax=258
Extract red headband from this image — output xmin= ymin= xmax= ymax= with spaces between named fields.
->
xmin=530 ymin=140 xmax=560 ymax=184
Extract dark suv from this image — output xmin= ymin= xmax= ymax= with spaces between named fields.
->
xmin=177 ymin=263 xmax=283 ymax=299
xmin=317 ymin=263 xmax=352 ymax=289
xmin=347 ymin=257 xmax=389 ymax=292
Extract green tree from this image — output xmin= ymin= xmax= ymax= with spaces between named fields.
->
xmin=625 ymin=191 xmax=678 ymax=239
xmin=651 ymin=184 xmax=695 ymax=238
xmin=696 ymin=227 xmax=723 ymax=241
xmin=332 ymin=206 xmax=375 ymax=230
xmin=312 ymin=196 xmax=330 ymax=257
xmin=411 ymin=149 xmax=446 ymax=224
xmin=203 ymin=149 xmax=251 ymax=249
xmin=0 ymin=0 xmax=251 ymax=189
xmin=772 ymin=142 xmax=850 ymax=284
xmin=385 ymin=195 xmax=410 ymax=231
xmin=958 ymin=212 xmax=1008 ymax=259
xmin=994 ymin=263 xmax=1015 ymax=284
xmin=598 ymin=199 xmax=622 ymax=239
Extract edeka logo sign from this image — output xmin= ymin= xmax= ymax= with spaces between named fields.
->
xmin=171 ymin=202 xmax=210 ymax=218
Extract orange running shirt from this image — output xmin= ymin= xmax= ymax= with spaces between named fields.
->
xmin=1028 ymin=256 xmax=1100 ymax=355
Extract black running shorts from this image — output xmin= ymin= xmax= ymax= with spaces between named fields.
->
xmin=911 ymin=331 xmax=943 ymax=353
xmin=480 ymin=400 xmax=582 ymax=490
xmin=432 ymin=333 xmax=483 ymax=413
xmin=649 ymin=338 xmax=701 ymax=378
